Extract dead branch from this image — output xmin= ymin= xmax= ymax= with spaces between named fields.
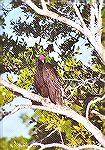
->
xmin=22 ymin=0 xmax=84 ymax=34
xmin=86 ymin=94 xmax=105 ymax=120
xmin=27 ymin=142 xmax=105 ymax=150
xmin=0 ymin=77 xmax=50 ymax=105
xmin=91 ymin=110 xmax=105 ymax=120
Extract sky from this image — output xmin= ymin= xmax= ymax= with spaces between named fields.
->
xmin=1 ymin=0 xmax=93 ymax=139
xmin=0 ymin=73 xmax=35 ymax=139
xmin=0 ymin=98 xmax=34 ymax=138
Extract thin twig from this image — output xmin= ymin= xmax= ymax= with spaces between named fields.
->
xmin=40 ymin=128 xmax=58 ymax=143
xmin=86 ymin=94 xmax=105 ymax=120
xmin=91 ymin=110 xmax=105 ymax=120
xmin=73 ymin=3 xmax=87 ymax=29
xmin=58 ymin=127 xmax=64 ymax=144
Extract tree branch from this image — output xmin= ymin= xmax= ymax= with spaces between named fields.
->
xmin=0 ymin=77 xmax=50 ymax=105
xmin=27 ymin=142 xmax=105 ymax=150
xmin=41 ymin=0 xmax=47 ymax=10
xmin=91 ymin=110 xmax=105 ymax=120
xmin=90 ymin=2 xmax=95 ymax=35
xmin=86 ymin=94 xmax=105 ymax=120
xmin=73 ymin=3 xmax=87 ymax=30
xmin=0 ymin=78 xmax=105 ymax=147
xmin=22 ymin=0 xmax=105 ymax=64
xmin=22 ymin=0 xmax=84 ymax=35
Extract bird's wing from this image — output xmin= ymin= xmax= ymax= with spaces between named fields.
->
xmin=34 ymin=62 xmax=49 ymax=98
xmin=43 ymin=63 xmax=63 ymax=105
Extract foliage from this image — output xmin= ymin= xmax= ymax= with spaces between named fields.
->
xmin=0 ymin=86 xmax=15 ymax=106
xmin=0 ymin=137 xmax=28 ymax=150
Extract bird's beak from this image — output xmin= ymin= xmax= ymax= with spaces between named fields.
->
xmin=42 ymin=59 xmax=44 ymax=63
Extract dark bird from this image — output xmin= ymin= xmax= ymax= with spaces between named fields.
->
xmin=34 ymin=54 xmax=63 ymax=105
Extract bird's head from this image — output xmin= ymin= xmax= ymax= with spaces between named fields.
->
xmin=37 ymin=44 xmax=55 ymax=64
xmin=39 ymin=54 xmax=46 ymax=63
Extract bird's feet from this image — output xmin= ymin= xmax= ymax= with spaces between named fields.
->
xmin=42 ymin=98 xmax=51 ymax=105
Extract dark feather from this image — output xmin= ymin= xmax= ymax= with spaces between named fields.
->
xmin=34 ymin=61 xmax=49 ymax=98
xmin=34 ymin=61 xmax=63 ymax=105
xmin=43 ymin=63 xmax=63 ymax=105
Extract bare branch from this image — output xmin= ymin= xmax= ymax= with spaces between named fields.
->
xmin=90 ymin=3 xmax=95 ymax=35
xmin=86 ymin=94 xmax=105 ymax=120
xmin=21 ymin=0 xmax=105 ymax=64
xmin=22 ymin=0 xmax=43 ymax=14
xmin=27 ymin=143 xmax=44 ymax=150
xmin=73 ymin=3 xmax=87 ymax=29
xmin=27 ymin=142 xmax=70 ymax=150
xmin=63 ymin=78 xmax=81 ymax=82
xmin=94 ymin=2 xmax=98 ymax=20
xmin=66 ymin=82 xmax=83 ymax=100
xmin=91 ymin=110 xmax=105 ymax=120
xmin=41 ymin=0 xmax=47 ymax=10
xmin=0 ymin=78 xmax=50 ymax=105
xmin=40 ymin=128 xmax=58 ymax=143
xmin=58 ymin=127 xmax=64 ymax=144
xmin=27 ymin=142 xmax=105 ymax=150
xmin=72 ymin=2 xmax=104 ymax=64
xmin=66 ymin=78 xmax=95 ymax=100
xmin=21 ymin=0 xmax=84 ymax=35
xmin=40 ymin=144 xmax=105 ymax=150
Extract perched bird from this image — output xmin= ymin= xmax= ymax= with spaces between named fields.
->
xmin=34 ymin=53 xmax=63 ymax=105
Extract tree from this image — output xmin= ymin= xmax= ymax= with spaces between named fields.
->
xmin=0 ymin=0 xmax=105 ymax=149
xmin=0 ymin=137 xmax=28 ymax=150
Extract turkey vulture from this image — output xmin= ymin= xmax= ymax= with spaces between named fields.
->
xmin=34 ymin=54 xmax=63 ymax=105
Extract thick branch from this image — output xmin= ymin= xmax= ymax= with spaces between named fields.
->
xmin=1 ymin=78 xmax=105 ymax=147
xmin=27 ymin=142 xmax=105 ymax=150
xmin=22 ymin=0 xmax=105 ymax=65
xmin=90 ymin=2 xmax=95 ymax=35
xmin=0 ymin=78 xmax=49 ymax=105
xmin=22 ymin=0 xmax=84 ymax=35
xmin=39 ymin=144 xmax=105 ymax=150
